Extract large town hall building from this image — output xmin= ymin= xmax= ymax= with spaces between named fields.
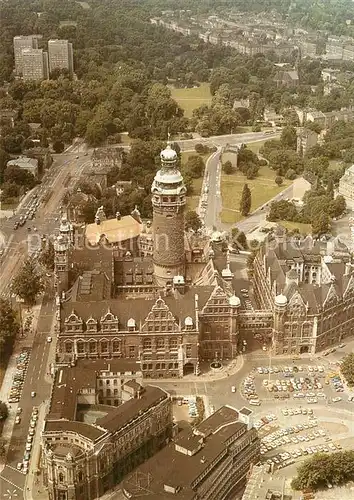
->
xmin=53 ymin=145 xmax=354 ymax=379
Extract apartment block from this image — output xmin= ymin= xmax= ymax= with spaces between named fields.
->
xmin=48 ymin=39 xmax=74 ymax=75
xmin=13 ymin=35 xmax=39 ymax=75
xmin=22 ymin=48 xmax=49 ymax=81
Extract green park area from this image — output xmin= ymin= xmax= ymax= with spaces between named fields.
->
xmin=277 ymin=220 xmax=312 ymax=235
xmin=169 ymin=83 xmax=212 ymax=118
xmin=220 ymin=150 xmax=291 ymax=225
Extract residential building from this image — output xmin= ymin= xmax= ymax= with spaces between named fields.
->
xmin=263 ymin=109 xmax=285 ymax=126
xmin=339 ymin=165 xmax=354 ymax=210
xmin=122 ymin=405 xmax=260 ymax=500
xmin=296 ymin=128 xmax=319 ymax=156
xmin=321 ymin=68 xmax=339 ymax=83
xmin=274 ymin=69 xmax=299 ymax=88
xmin=22 ymin=48 xmax=49 ymax=81
xmin=6 ymin=156 xmax=39 ymax=178
xmin=13 ymin=35 xmax=39 ymax=75
xmin=41 ymin=360 xmax=173 ymax=500
xmin=48 ymin=39 xmax=74 ymax=75
xmin=304 ymin=110 xmax=326 ymax=127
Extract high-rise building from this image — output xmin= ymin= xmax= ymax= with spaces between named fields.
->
xmin=22 ymin=48 xmax=49 ymax=81
xmin=13 ymin=35 xmax=38 ymax=75
xmin=48 ymin=39 xmax=74 ymax=75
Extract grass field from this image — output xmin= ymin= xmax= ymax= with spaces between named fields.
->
xmin=277 ymin=220 xmax=312 ymax=235
xmin=169 ymin=83 xmax=212 ymax=118
xmin=220 ymin=165 xmax=291 ymax=225
xmin=245 ymin=140 xmax=269 ymax=154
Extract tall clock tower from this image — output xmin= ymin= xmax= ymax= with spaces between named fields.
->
xmin=152 ymin=145 xmax=186 ymax=286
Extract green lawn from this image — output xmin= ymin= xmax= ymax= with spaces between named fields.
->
xmin=169 ymin=83 xmax=212 ymax=118
xmin=277 ymin=220 xmax=312 ymax=235
xmin=220 ymin=165 xmax=291 ymax=224
xmin=245 ymin=140 xmax=269 ymax=155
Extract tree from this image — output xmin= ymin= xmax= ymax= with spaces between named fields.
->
xmin=0 ymin=402 xmax=8 ymax=420
xmin=240 ymin=184 xmax=251 ymax=216
xmin=275 ymin=176 xmax=283 ymax=186
xmin=12 ymin=259 xmax=44 ymax=305
xmin=327 ymin=178 xmax=334 ymax=199
xmin=185 ymin=211 xmax=202 ymax=232
xmin=280 ymin=126 xmax=297 ymax=150
xmin=285 ymin=168 xmax=297 ymax=180
xmin=312 ymin=212 xmax=330 ymax=235
xmin=0 ymin=438 xmax=6 ymax=458
xmin=291 ymin=451 xmax=354 ymax=491
xmin=185 ymin=155 xmax=205 ymax=179
xmin=341 ymin=353 xmax=354 ymax=386
xmin=231 ymin=228 xmax=247 ymax=250
xmin=40 ymin=241 xmax=55 ymax=271
xmin=222 ymin=160 xmax=234 ymax=174
xmin=53 ymin=140 xmax=65 ymax=153
xmin=0 ymin=298 xmax=19 ymax=356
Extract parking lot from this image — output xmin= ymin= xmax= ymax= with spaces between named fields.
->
xmin=240 ymin=360 xmax=353 ymax=407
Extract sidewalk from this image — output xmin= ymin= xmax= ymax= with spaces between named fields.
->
xmin=148 ymin=355 xmax=244 ymax=384
xmin=24 ymin=402 xmax=48 ymax=500
xmin=0 ymin=303 xmax=42 ymax=473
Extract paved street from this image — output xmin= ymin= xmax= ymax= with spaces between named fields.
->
xmin=0 ymin=153 xmax=91 ymax=298
xmin=0 ymin=289 xmax=55 ymax=499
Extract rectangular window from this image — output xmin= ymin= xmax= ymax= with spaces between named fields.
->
xmin=77 ymin=342 xmax=85 ymax=354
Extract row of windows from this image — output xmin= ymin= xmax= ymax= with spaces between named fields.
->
xmin=142 ymin=362 xmax=179 ymax=370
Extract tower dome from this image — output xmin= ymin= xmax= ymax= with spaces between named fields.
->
xmin=275 ymin=294 xmax=288 ymax=306
xmin=229 ymin=295 xmax=241 ymax=307
xmin=160 ymin=144 xmax=177 ymax=162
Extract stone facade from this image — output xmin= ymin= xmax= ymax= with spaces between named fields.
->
xmin=42 ymin=365 xmax=173 ymax=500
xmin=339 ymin=164 xmax=354 ymax=210
xmin=252 ymin=234 xmax=354 ymax=355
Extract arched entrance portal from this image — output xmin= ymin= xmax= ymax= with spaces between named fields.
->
xmin=183 ymin=362 xmax=195 ymax=376
xmin=300 ymin=345 xmax=309 ymax=354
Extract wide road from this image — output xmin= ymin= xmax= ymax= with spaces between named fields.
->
xmin=201 ymin=148 xmax=222 ymax=230
xmin=0 ymin=288 xmax=55 ymax=499
xmin=177 ymin=131 xmax=279 ymax=151
xmin=0 ymin=153 xmax=91 ymax=298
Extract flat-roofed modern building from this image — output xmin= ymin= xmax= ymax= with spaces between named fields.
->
xmin=48 ymin=39 xmax=74 ymax=75
xmin=122 ymin=406 xmax=260 ymax=500
xmin=22 ymin=48 xmax=49 ymax=81
xmin=13 ymin=35 xmax=39 ymax=75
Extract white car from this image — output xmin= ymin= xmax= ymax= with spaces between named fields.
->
xmin=15 ymin=416 xmax=21 ymax=424
xmin=47 ymin=336 xmax=52 ymax=343
xmin=332 ymin=397 xmax=342 ymax=403
xmin=231 ymin=386 xmax=236 ymax=393
xmin=25 ymin=443 xmax=32 ymax=452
